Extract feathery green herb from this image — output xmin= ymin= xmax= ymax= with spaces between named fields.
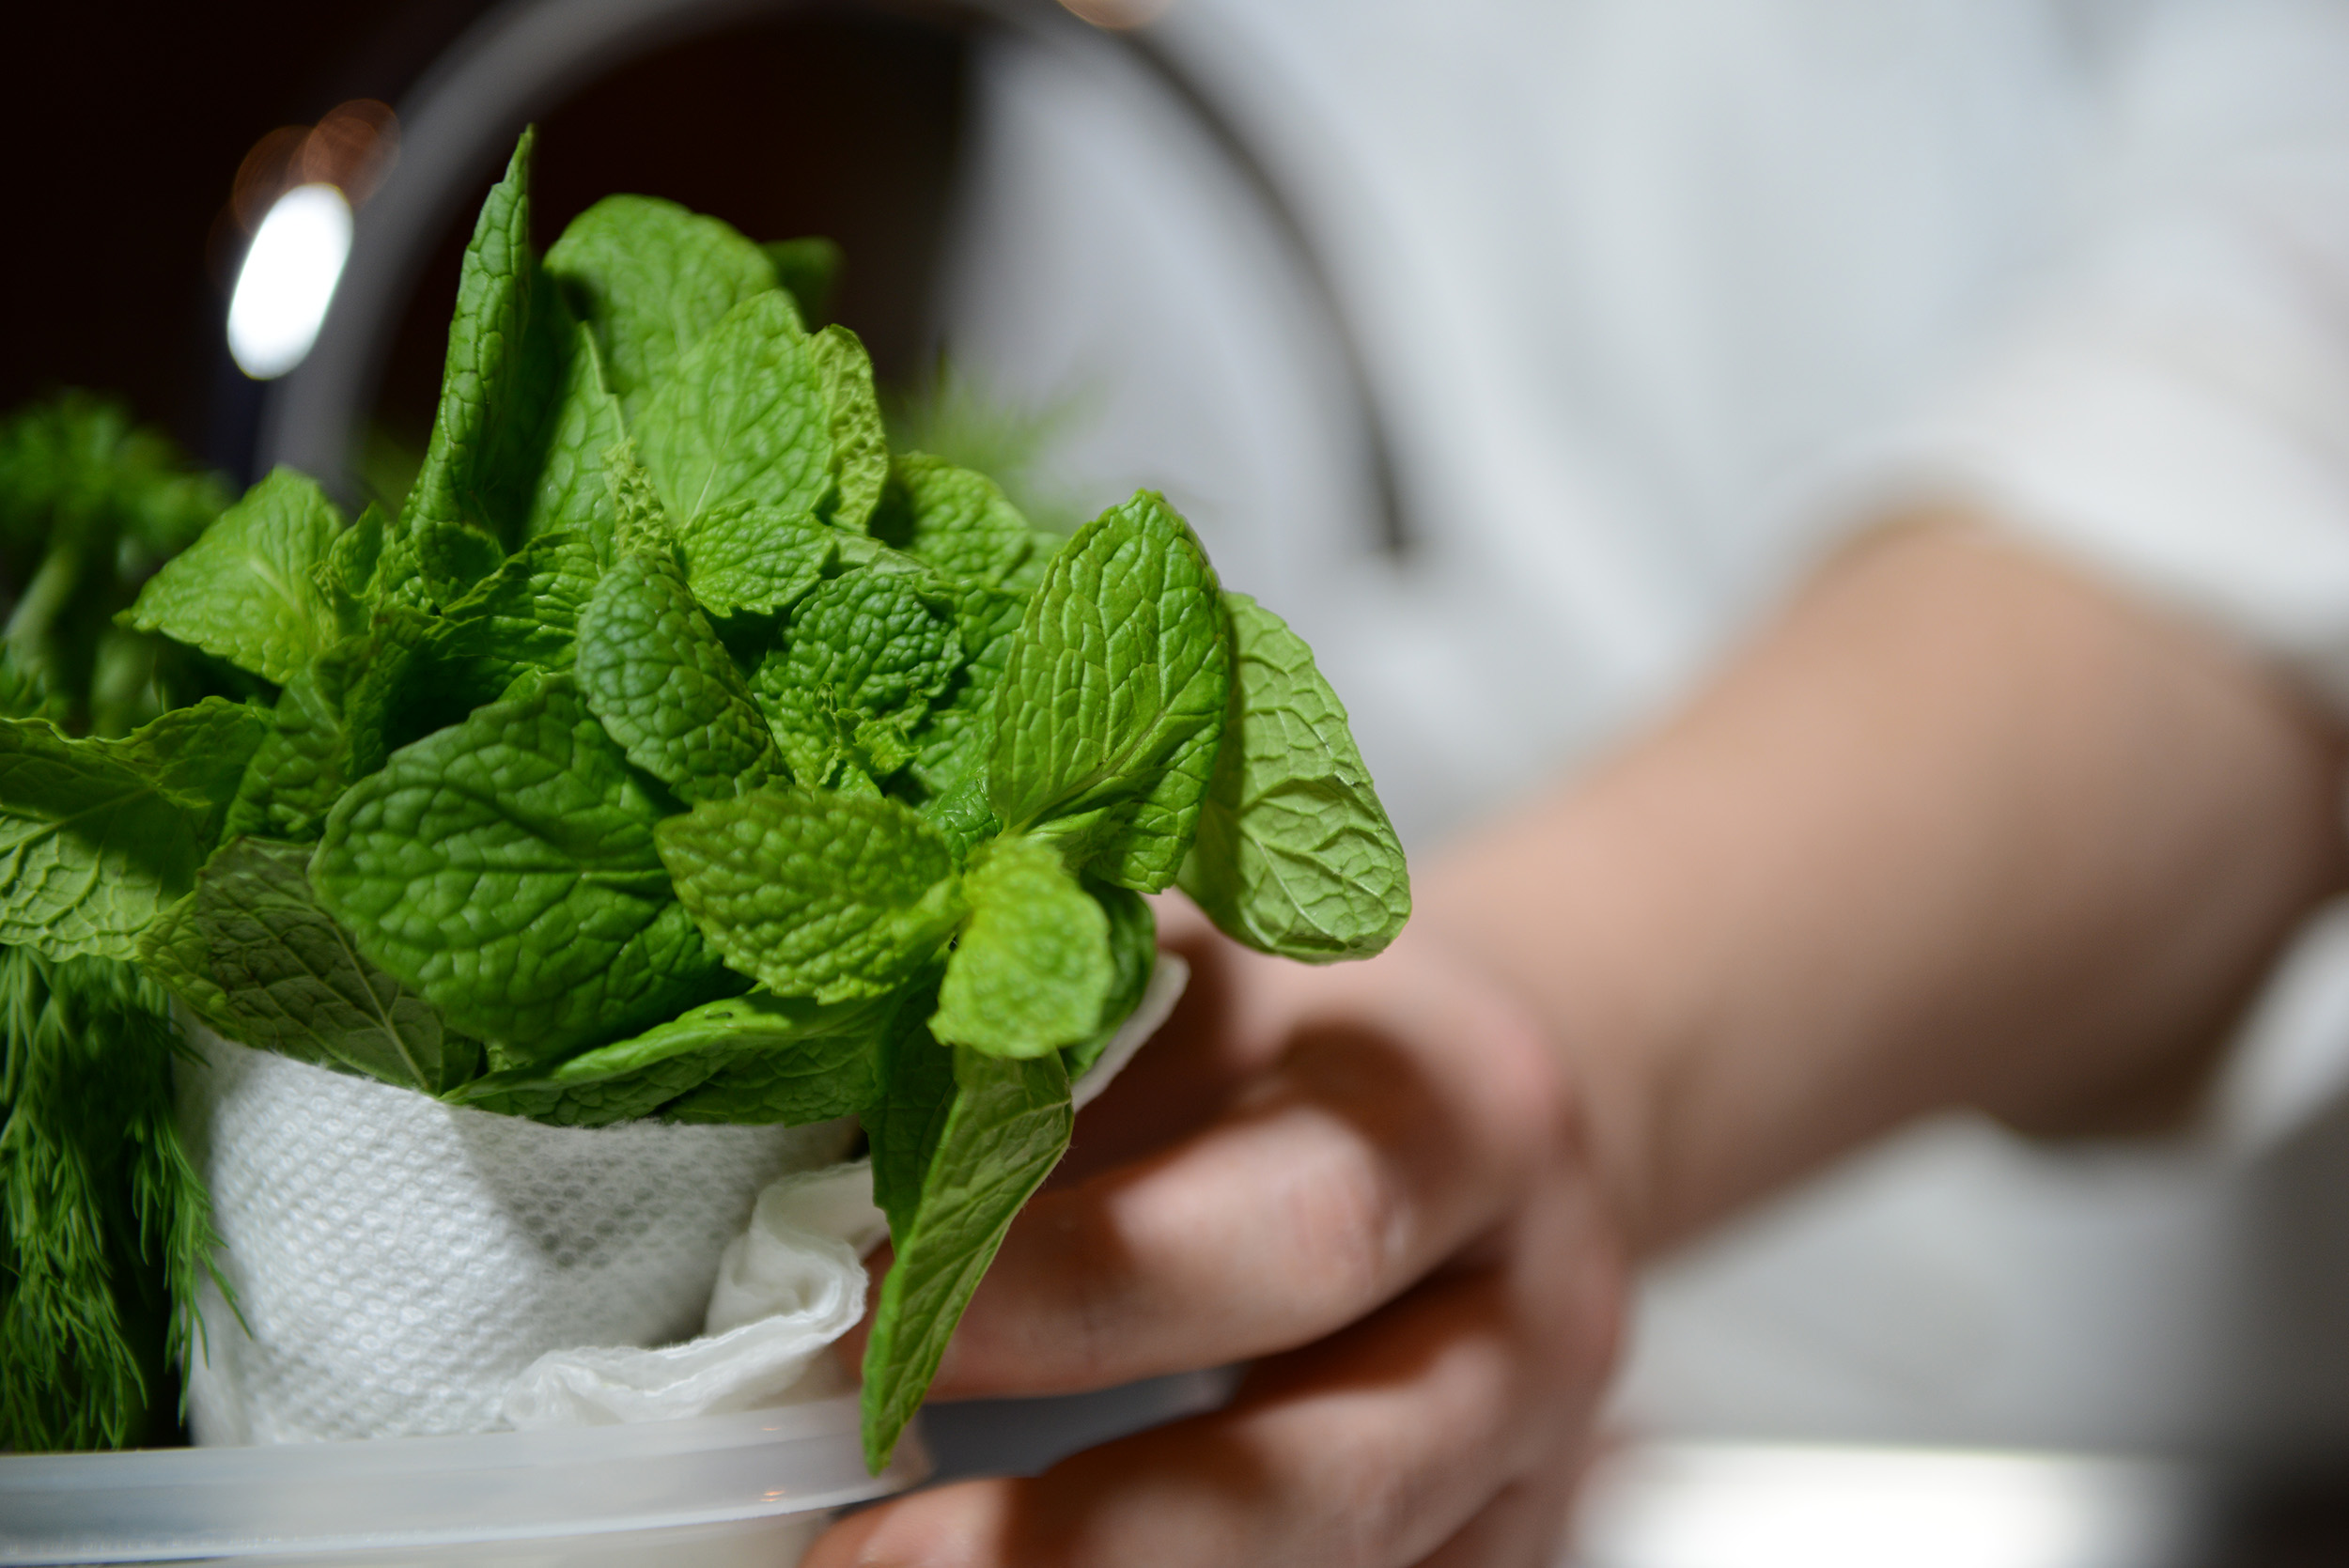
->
xmin=0 ymin=395 xmax=236 ymax=1452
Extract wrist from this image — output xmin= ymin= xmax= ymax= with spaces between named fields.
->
xmin=1408 ymin=821 xmax=1686 ymax=1257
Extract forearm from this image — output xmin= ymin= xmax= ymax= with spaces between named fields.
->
xmin=1416 ymin=519 xmax=2349 ymax=1255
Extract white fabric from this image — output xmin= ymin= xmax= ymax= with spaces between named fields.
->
xmin=179 ymin=1029 xmax=854 ymax=1444
xmin=933 ymin=0 xmax=2349 ymax=1452
xmin=1872 ymin=0 xmax=2349 ymax=712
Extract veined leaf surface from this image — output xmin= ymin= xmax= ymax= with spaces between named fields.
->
xmin=0 ymin=700 xmax=263 ymax=961
xmin=658 ymin=787 xmax=962 ymax=1003
xmin=1179 ymin=593 xmax=1409 ymax=961
xmin=988 ymin=491 xmax=1227 ymax=892
xmin=311 ymin=674 xmax=728 ymax=1062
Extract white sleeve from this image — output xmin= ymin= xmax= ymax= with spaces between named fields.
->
xmin=1880 ymin=0 xmax=2349 ymax=710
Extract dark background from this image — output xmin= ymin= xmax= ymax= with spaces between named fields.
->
xmin=8 ymin=1 xmax=482 ymax=453
xmin=6 ymin=1 xmax=973 ymax=481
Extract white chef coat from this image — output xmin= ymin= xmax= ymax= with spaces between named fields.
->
xmin=932 ymin=0 xmax=2349 ymax=1456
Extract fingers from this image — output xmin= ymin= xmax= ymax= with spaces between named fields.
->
xmin=806 ymin=1154 xmax=1623 ymax=1568
xmin=932 ymin=946 xmax=1576 ymax=1397
xmin=1408 ymin=1446 xmax=1587 ymax=1568
xmin=1050 ymin=908 xmax=1294 ymax=1185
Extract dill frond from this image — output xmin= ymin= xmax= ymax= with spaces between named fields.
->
xmin=1 ymin=946 xmax=225 ymax=1452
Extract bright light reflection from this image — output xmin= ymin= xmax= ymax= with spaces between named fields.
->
xmin=1573 ymin=1443 xmax=2200 ymax=1568
xmin=227 ymin=183 xmax=352 ymax=380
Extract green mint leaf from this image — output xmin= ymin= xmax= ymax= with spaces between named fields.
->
xmin=605 ymin=443 xmax=676 ymax=553
xmin=999 ymin=527 xmax=1067 ymax=599
xmin=931 ymin=835 xmax=1112 ymax=1059
xmin=523 ymin=987 xmax=880 ymax=1090
xmin=658 ymin=987 xmax=894 ymax=1125
xmin=661 ymin=1032 xmax=876 ymax=1125
xmin=137 ymin=892 xmax=241 ymax=1036
xmin=366 ymin=527 xmax=432 ymax=615
xmin=521 ymin=324 xmax=628 ymax=550
xmin=637 ymin=292 xmax=830 ymax=524
xmin=1179 ymin=593 xmax=1410 ymax=961
xmin=451 ymin=989 xmax=881 ymax=1130
xmin=310 ymin=673 xmax=731 ymax=1062
xmin=770 ymin=566 xmax=964 ymax=722
xmin=118 ymin=468 xmax=345 ymax=685
xmin=546 ymin=195 xmax=779 ymax=422
xmin=809 ymin=326 xmax=888 ymax=533
xmin=677 ymin=502 xmax=835 ymax=619
xmin=1063 ymin=881 xmax=1156 ymax=1081
xmin=312 ymin=503 xmax=387 ymax=637
xmin=909 ymin=582 xmax=1024 ymax=801
xmin=764 ymin=236 xmax=843 ymax=325
xmin=657 ymin=787 xmax=964 ymax=1002
xmin=222 ymin=671 xmax=349 ymax=844
xmin=184 ymin=837 xmax=465 ymax=1093
xmin=458 ymin=1047 xmax=739 ymax=1126
xmin=514 ymin=986 xmax=883 ymax=1084
xmin=874 ymin=454 xmax=1034 ymax=588
xmin=861 ymin=1047 xmax=1073 ymax=1472
xmin=425 ymin=529 xmax=606 ymax=709
xmin=0 ymin=700 xmax=265 ymax=961
xmin=988 ymin=491 xmax=1228 ymax=892
xmin=864 ymin=973 xmax=954 ymax=1241
xmin=754 ymin=571 xmax=960 ymax=788
xmin=914 ymin=773 xmax=1001 ymax=863
xmin=412 ymin=520 xmax=506 ymax=606
xmin=395 ymin=526 xmax=610 ymax=746
xmin=332 ymin=610 xmax=433 ymax=779
xmin=403 ymin=129 xmax=568 ymax=553
xmin=575 ymin=544 xmax=778 ymax=804
xmin=456 ymin=1055 xmax=720 ymax=1126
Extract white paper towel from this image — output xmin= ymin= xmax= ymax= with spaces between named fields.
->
xmin=502 ymin=1162 xmax=887 ymax=1427
xmin=179 ymin=1028 xmax=854 ymax=1444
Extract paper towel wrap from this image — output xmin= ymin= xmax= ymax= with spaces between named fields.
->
xmin=178 ymin=1027 xmax=855 ymax=1444
xmin=178 ymin=955 xmax=1190 ymax=1444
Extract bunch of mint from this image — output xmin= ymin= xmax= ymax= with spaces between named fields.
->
xmin=0 ymin=132 xmax=1408 ymax=1467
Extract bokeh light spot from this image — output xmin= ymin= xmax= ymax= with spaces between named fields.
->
xmin=226 ymin=183 xmax=353 ymax=380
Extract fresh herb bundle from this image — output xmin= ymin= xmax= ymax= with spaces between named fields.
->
xmin=0 ymin=132 xmax=1408 ymax=1467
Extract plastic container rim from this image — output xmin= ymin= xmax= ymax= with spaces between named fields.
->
xmin=0 ymin=1395 xmax=928 ymax=1563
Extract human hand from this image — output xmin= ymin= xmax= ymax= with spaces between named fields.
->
xmin=804 ymin=896 xmax=1628 ymax=1568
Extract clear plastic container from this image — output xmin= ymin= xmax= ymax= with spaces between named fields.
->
xmin=0 ymin=1396 xmax=927 ymax=1566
